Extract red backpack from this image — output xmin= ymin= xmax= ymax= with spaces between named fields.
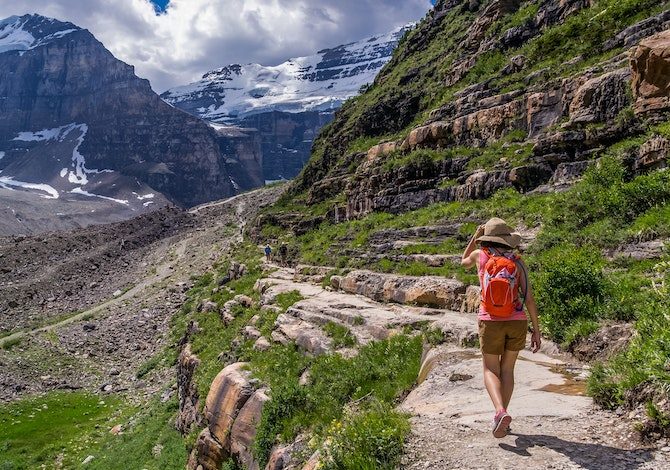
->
xmin=481 ymin=248 xmax=526 ymax=317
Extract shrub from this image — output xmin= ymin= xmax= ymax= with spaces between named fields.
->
xmin=321 ymin=401 xmax=410 ymax=470
xmin=532 ymin=246 xmax=606 ymax=343
xmin=588 ymin=260 xmax=670 ymax=426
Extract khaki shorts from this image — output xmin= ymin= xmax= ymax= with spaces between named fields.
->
xmin=478 ymin=320 xmax=528 ymax=355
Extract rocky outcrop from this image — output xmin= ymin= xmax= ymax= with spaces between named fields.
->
xmin=636 ymin=135 xmax=670 ymax=172
xmin=238 ymin=111 xmax=334 ymax=181
xmin=215 ymin=126 xmax=264 ymax=189
xmin=333 ymin=270 xmax=466 ymax=310
xmin=568 ymin=69 xmax=632 ymax=124
xmin=604 ymin=10 xmax=670 ymax=52
xmin=631 ymin=29 xmax=670 ymax=116
xmin=188 ymin=362 xmax=257 ymax=470
xmin=230 ymin=388 xmax=271 ymax=470
xmin=176 ymin=344 xmax=202 ymax=434
xmin=205 ymin=363 xmax=255 ymax=448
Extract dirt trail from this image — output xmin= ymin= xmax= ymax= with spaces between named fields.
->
xmin=0 ymin=187 xmax=283 ymax=401
xmin=258 ymin=264 xmax=669 ymax=470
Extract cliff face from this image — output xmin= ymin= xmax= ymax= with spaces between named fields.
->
xmin=0 ymin=14 xmax=247 ymax=217
xmin=236 ymin=111 xmax=334 ymax=181
xmin=291 ymin=0 xmax=670 ymax=218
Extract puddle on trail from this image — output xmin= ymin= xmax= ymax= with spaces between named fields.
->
xmin=538 ymin=364 xmax=587 ymax=396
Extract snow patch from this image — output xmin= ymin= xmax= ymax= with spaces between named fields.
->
xmin=0 ymin=151 xmax=4 ymax=160
xmin=70 ymin=188 xmax=128 ymax=205
xmin=13 ymin=123 xmax=114 ymax=186
xmin=0 ymin=16 xmax=35 ymax=53
xmin=143 ymin=201 xmax=155 ymax=207
xmin=0 ymin=15 xmax=79 ymax=53
xmin=132 ymin=192 xmax=155 ymax=200
xmin=0 ymin=176 xmax=59 ymax=199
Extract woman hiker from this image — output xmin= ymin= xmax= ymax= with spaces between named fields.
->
xmin=461 ymin=217 xmax=541 ymax=438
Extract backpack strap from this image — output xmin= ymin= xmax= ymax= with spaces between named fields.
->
xmin=514 ymin=257 xmax=529 ymax=306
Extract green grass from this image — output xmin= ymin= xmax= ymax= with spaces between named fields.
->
xmin=86 ymin=397 xmax=187 ymax=470
xmin=251 ymin=335 xmax=422 ymax=467
xmin=0 ymin=392 xmax=126 ymax=470
xmin=323 ymin=321 xmax=357 ymax=348
xmin=321 ymin=400 xmax=410 ymax=470
xmin=258 ymin=290 xmax=304 ymax=337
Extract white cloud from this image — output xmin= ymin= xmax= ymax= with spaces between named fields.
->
xmin=0 ymin=0 xmax=432 ymax=92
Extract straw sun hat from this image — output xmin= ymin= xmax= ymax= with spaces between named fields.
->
xmin=476 ymin=217 xmax=522 ymax=249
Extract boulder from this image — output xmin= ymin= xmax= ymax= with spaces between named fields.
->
xmin=230 ymin=388 xmax=271 ymax=470
xmin=366 ymin=141 xmax=398 ymax=162
xmin=265 ymin=445 xmax=293 ymax=470
xmin=337 ymin=270 xmax=466 ymax=310
xmin=636 ymin=135 xmax=670 ymax=172
xmin=187 ymin=428 xmax=227 ymax=470
xmin=243 ymin=326 xmax=262 ymax=340
xmin=631 ymin=30 xmax=670 ymax=115
xmin=460 ymin=285 xmax=481 ymax=314
xmin=406 ymin=121 xmax=451 ymax=149
xmin=201 ymin=300 xmax=220 ymax=314
xmin=568 ymin=69 xmax=631 ymax=123
xmin=234 ymin=294 xmax=254 ymax=308
xmin=175 ymin=344 xmax=202 ymax=435
xmin=253 ymin=337 xmax=272 ymax=351
xmin=204 ymin=362 xmax=254 ymax=448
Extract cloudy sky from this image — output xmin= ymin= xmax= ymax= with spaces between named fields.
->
xmin=1 ymin=0 xmax=433 ymax=92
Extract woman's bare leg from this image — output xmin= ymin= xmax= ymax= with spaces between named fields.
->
xmin=482 ymin=353 xmax=505 ymax=412
xmin=500 ymin=349 xmax=520 ymax=410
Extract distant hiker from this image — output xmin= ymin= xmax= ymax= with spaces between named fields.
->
xmin=278 ymin=243 xmax=288 ymax=266
xmin=264 ymin=244 xmax=272 ymax=261
xmin=461 ymin=218 xmax=541 ymax=439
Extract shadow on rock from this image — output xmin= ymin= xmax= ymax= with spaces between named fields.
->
xmin=499 ymin=433 xmax=653 ymax=470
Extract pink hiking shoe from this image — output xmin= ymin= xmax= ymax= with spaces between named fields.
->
xmin=492 ymin=410 xmax=512 ymax=438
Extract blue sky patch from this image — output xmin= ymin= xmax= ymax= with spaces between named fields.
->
xmin=150 ymin=0 xmax=170 ymax=13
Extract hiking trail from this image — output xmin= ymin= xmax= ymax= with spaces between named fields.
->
xmin=257 ymin=262 xmax=670 ymax=470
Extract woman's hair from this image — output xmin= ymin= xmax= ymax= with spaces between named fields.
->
xmin=480 ymin=241 xmax=513 ymax=250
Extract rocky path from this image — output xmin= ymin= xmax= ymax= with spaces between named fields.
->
xmin=256 ymin=264 xmax=670 ymax=470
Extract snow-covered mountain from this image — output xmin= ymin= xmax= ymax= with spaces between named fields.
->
xmin=161 ymin=24 xmax=413 ymax=122
xmin=0 ymin=14 xmax=81 ymax=53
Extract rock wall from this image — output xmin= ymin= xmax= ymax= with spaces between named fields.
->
xmin=294 ymin=2 xmax=670 ymax=221
xmin=236 ymin=111 xmax=334 ymax=181
xmin=631 ymin=29 xmax=670 ymax=116
xmin=332 ymin=270 xmax=466 ymax=310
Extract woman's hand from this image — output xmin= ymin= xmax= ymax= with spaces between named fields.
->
xmin=474 ymin=224 xmax=485 ymax=238
xmin=531 ymin=330 xmax=541 ymax=353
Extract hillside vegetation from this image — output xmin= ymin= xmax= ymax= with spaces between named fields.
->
xmin=255 ymin=0 xmax=670 ymax=446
